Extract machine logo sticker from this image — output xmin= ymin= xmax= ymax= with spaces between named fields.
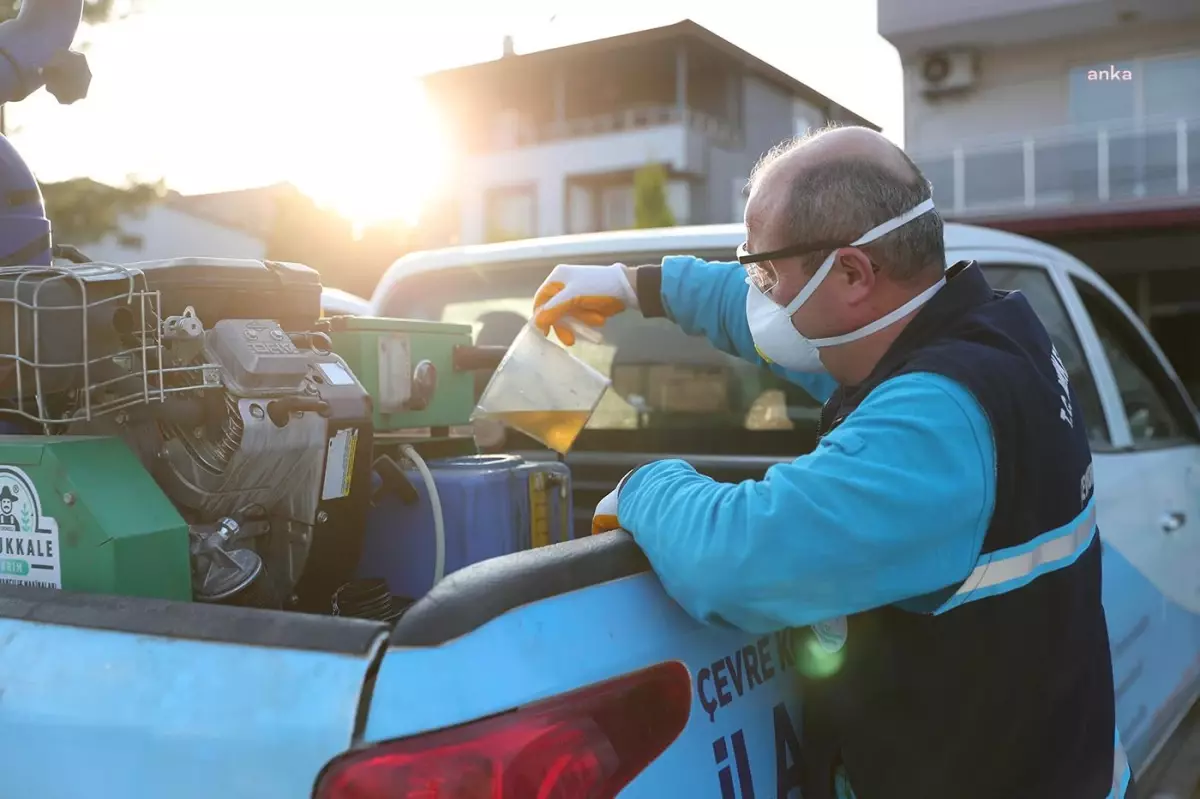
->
xmin=0 ymin=466 xmax=62 ymax=589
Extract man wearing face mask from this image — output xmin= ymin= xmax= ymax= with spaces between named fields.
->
xmin=532 ymin=125 xmax=1124 ymax=799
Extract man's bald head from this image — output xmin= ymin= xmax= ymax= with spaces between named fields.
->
xmin=746 ymin=124 xmax=944 ymax=284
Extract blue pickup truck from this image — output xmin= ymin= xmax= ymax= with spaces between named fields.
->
xmin=4 ymin=223 xmax=1190 ymax=799
xmin=1 ymin=2 xmax=1197 ymax=796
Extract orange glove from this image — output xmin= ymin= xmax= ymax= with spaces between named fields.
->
xmin=591 ymin=483 xmax=621 ymax=535
xmin=533 ymin=263 xmax=639 ymax=346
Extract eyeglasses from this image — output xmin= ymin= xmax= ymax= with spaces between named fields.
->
xmin=736 ymin=237 xmax=850 ymax=293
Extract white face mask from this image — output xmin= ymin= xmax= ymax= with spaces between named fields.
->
xmin=745 ymin=198 xmax=944 ymax=373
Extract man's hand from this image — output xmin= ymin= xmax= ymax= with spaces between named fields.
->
xmin=592 ymin=484 xmax=622 ymax=535
xmin=533 ymin=263 xmax=639 ymax=346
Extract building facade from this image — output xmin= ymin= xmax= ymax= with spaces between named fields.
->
xmin=423 ymin=20 xmax=877 ymax=246
xmin=879 ymin=0 xmax=1199 ymax=225
xmin=80 ymin=202 xmax=267 ymax=264
xmin=878 ymin=0 xmax=1200 ymax=393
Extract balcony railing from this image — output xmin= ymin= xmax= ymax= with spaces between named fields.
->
xmin=487 ymin=104 xmax=742 ymax=152
xmin=910 ymin=116 xmax=1199 ymax=218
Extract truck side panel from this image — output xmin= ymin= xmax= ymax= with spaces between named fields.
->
xmin=367 ymin=572 xmax=807 ymax=797
xmin=1103 ymin=541 xmax=1200 ymax=771
xmin=0 ymin=618 xmax=384 ymax=799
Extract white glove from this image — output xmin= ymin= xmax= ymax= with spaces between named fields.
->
xmin=592 ymin=483 xmax=621 ymax=535
xmin=533 ymin=263 xmax=639 ymax=346
xmin=591 ymin=468 xmax=639 ymax=535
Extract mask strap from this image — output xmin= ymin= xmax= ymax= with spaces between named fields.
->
xmin=780 ymin=254 xmax=837 ymax=315
xmin=778 ymin=198 xmax=937 ymax=316
xmin=852 ymin=198 xmax=936 ymax=246
xmin=807 ymin=275 xmax=946 ymax=349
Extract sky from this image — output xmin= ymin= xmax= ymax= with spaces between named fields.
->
xmin=8 ymin=0 xmax=904 ymax=227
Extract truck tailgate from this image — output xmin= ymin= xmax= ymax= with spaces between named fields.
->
xmin=0 ymin=588 xmax=389 ymax=799
xmin=355 ymin=534 xmax=807 ymax=798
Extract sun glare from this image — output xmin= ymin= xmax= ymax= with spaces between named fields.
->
xmin=17 ymin=5 xmax=457 ymax=233
xmin=294 ymin=81 xmax=452 ymax=230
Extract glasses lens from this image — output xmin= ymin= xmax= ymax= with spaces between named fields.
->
xmin=750 ymin=264 xmax=777 ymax=293
xmin=737 ymin=243 xmax=778 ymax=293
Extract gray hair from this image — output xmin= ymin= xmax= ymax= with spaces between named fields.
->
xmin=749 ymin=126 xmax=945 ymax=284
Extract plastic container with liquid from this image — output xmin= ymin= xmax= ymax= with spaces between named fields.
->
xmin=356 ymin=454 xmax=575 ymax=601
xmin=472 ymin=322 xmax=611 ymax=455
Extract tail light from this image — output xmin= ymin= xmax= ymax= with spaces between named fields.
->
xmin=314 ymin=660 xmax=691 ymax=799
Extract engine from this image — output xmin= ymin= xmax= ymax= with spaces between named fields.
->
xmin=0 ymin=258 xmax=373 ymax=612
xmin=151 ymin=313 xmax=373 ymax=609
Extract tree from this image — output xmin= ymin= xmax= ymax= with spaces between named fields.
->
xmin=3 ymin=1 xmax=158 ymax=250
xmin=633 ymin=163 xmax=676 ymax=229
xmin=39 ymin=177 xmax=164 ymax=246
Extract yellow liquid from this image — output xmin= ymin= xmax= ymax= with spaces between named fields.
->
xmin=487 ymin=409 xmax=591 ymax=455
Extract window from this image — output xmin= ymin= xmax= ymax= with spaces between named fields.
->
xmin=1073 ymin=278 xmax=1199 ymax=447
xmin=1069 ymin=52 xmax=1200 ymax=126
xmin=665 ymin=180 xmax=691 ymax=226
xmin=792 ymin=100 xmax=820 ymax=138
xmin=599 ymin=186 xmax=634 ymax=231
xmin=484 ymin=186 xmax=536 ymax=243
xmin=382 ymin=254 xmax=823 ymax=457
xmin=1068 ymin=61 xmax=1136 ymax=126
xmin=566 ymin=184 xmax=596 ymax=235
xmin=981 ymin=264 xmax=1111 ymax=448
xmin=1143 ymin=53 xmax=1200 ymax=121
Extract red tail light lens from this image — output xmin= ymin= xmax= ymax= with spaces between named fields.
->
xmin=314 ymin=660 xmax=691 ymax=799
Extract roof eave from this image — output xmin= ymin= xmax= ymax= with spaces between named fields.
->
xmin=422 ymin=19 xmax=879 ymax=131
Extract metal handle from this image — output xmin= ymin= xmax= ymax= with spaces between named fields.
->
xmin=1160 ymin=511 xmax=1186 ymax=533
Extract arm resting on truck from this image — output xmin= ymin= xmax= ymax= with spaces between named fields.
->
xmin=615 ymin=372 xmax=997 ymax=634
xmin=632 ymin=256 xmax=839 ymax=403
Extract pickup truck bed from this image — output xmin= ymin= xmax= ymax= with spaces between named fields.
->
xmin=0 ymin=586 xmax=387 ymax=797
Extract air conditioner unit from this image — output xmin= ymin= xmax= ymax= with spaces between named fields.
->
xmin=918 ymin=50 xmax=978 ymax=97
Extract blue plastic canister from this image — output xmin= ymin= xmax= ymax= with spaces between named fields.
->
xmin=357 ymin=454 xmax=574 ymax=601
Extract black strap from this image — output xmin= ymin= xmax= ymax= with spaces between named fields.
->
xmin=634 ymin=264 xmax=667 ymax=318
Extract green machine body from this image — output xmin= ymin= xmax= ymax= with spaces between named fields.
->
xmin=326 ymin=316 xmax=479 ymax=434
xmin=0 ymin=436 xmax=192 ymax=600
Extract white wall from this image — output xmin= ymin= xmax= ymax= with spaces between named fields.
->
xmin=882 ymin=0 xmax=1198 ymax=59
xmin=457 ymin=125 xmax=699 ymax=244
xmin=78 ymin=204 xmax=267 ymax=264
xmin=881 ymin=0 xmax=1115 ymax=55
xmin=903 ymin=20 xmax=1200 ymax=155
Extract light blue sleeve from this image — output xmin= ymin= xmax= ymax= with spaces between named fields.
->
xmin=658 ymin=256 xmax=838 ymax=403
xmin=617 ymin=372 xmax=997 ymax=634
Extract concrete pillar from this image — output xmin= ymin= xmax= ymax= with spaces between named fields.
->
xmin=675 ymin=45 xmax=688 ymax=119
